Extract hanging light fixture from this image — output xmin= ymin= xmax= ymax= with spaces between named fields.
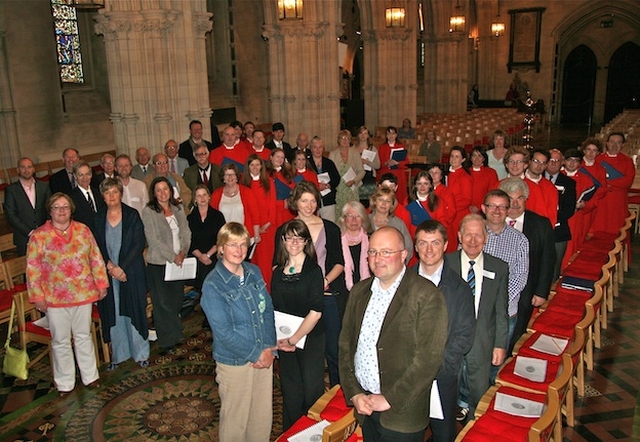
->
xmin=449 ymin=0 xmax=466 ymax=33
xmin=71 ymin=0 xmax=105 ymax=9
xmin=491 ymin=1 xmax=505 ymax=37
xmin=278 ymin=0 xmax=303 ymax=20
xmin=385 ymin=1 xmax=406 ymax=28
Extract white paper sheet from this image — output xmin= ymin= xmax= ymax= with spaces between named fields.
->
xmin=288 ymin=419 xmax=330 ymax=442
xmin=342 ymin=167 xmax=357 ymax=191
xmin=494 ymin=392 xmax=544 ymax=418
xmin=274 ymin=311 xmax=307 ymax=349
xmin=164 ymin=257 xmax=197 ymax=281
xmin=530 ymin=334 xmax=568 ymax=356
xmin=361 ymin=149 xmax=377 ymax=171
xmin=514 ymin=356 xmax=548 ymax=382
xmin=429 ymin=380 xmax=444 ymax=420
xmin=317 ymin=172 xmax=331 ymax=196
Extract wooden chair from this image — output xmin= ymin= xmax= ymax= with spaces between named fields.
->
xmin=0 ymin=262 xmax=16 ymax=326
xmin=12 ymin=290 xmax=51 ymax=368
xmin=0 ymin=233 xmax=16 ymax=261
xmin=91 ymin=304 xmax=111 ymax=364
xmin=3 ymin=255 xmax=27 ymax=290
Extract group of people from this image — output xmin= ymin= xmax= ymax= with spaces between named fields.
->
xmin=12 ymin=116 xmax=635 ymax=441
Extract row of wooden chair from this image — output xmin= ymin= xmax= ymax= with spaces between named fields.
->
xmin=456 ymin=212 xmax=634 ymax=441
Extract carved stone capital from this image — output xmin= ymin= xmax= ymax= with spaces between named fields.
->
xmin=95 ymin=10 xmax=181 ymax=39
xmin=193 ymin=11 xmax=213 ymax=36
xmin=365 ymin=28 xmax=412 ymax=41
xmin=95 ymin=11 xmax=133 ymax=40
xmin=307 ymin=95 xmax=323 ymax=103
xmin=265 ymin=21 xmax=329 ymax=39
xmin=122 ymin=114 xmax=140 ymax=125
xmin=153 ymin=113 xmax=172 ymax=123
xmin=109 ymin=112 xmax=124 ymax=123
xmin=283 ymin=95 xmax=297 ymax=103
xmin=139 ymin=10 xmax=181 ymax=36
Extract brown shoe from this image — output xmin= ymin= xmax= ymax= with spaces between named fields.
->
xmin=85 ymin=379 xmax=101 ymax=389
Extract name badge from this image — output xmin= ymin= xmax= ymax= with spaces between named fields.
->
xmin=483 ymin=270 xmax=495 ymax=279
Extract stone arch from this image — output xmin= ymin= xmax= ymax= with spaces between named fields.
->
xmin=553 ymin=1 xmax=640 ymax=126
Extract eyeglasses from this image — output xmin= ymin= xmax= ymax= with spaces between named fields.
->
xmin=484 ymin=204 xmax=508 ymax=211
xmin=51 ymin=205 xmax=71 ymax=211
xmin=284 ymin=236 xmax=307 ymax=244
xmin=366 ymin=249 xmax=404 ymax=258
xmin=154 ymin=161 xmax=168 ymax=165
xmin=508 ymin=159 xmax=525 ymax=165
xmin=548 ymin=159 xmax=561 ymax=163
xmin=345 ymin=214 xmax=361 ymax=220
xmin=225 ymin=242 xmax=248 ymax=250
xmin=195 ymin=152 xmax=209 ymax=157
xmin=531 ymin=158 xmax=547 ymax=165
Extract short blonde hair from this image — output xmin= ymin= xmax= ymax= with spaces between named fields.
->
xmin=216 ymin=222 xmax=250 ymax=259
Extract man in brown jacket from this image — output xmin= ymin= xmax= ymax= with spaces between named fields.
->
xmin=339 ymin=226 xmax=448 ymax=441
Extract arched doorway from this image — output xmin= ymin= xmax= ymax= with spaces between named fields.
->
xmin=605 ymin=42 xmax=640 ymax=122
xmin=561 ymin=45 xmax=597 ymax=126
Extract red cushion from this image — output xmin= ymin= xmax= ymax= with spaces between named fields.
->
xmin=12 ymin=283 xmax=27 ymax=292
xmin=278 ymin=416 xmax=318 ymax=441
xmin=23 ymin=322 xmax=51 ymax=337
xmin=0 ymin=289 xmax=13 ymax=310
xmin=529 ymin=311 xmax=578 ymax=338
xmin=320 ymin=388 xmax=351 ymax=421
xmin=628 ymin=194 xmax=640 ymax=204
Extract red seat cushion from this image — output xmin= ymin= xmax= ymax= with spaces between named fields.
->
xmin=23 ymin=322 xmax=51 ymax=338
xmin=529 ymin=310 xmax=579 ymax=338
xmin=0 ymin=289 xmax=14 ymax=310
xmin=498 ymin=355 xmax=560 ymax=393
xmin=319 ymin=388 xmax=351 ymax=421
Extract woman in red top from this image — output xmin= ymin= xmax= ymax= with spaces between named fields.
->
xmin=447 ymin=146 xmax=473 ymax=247
xmin=469 ymin=145 xmax=499 ymax=213
xmin=579 ymin=137 xmax=608 ymax=238
xmin=408 ymin=171 xmax=449 ymax=228
xmin=427 ymin=164 xmax=456 ymax=250
xmin=241 ymin=154 xmax=277 ymax=287
xmin=377 ymin=126 xmax=409 ymax=204
xmin=293 ymin=150 xmax=319 ymax=189
xmin=268 ymin=148 xmax=295 ymax=226
xmin=210 ymin=164 xmax=260 ymax=244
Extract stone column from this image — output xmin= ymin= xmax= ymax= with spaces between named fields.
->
xmin=262 ymin=8 xmax=341 ymax=144
xmin=0 ymin=30 xmax=20 ymax=168
xmin=95 ymin=1 xmax=212 ymax=156
xmin=422 ymin=33 xmax=469 ymax=114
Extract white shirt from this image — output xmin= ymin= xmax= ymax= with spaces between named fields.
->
xmin=506 ymin=212 xmax=525 ymax=232
xmin=418 ymin=261 xmax=444 ymax=287
xmin=461 ymin=250 xmax=484 ymax=318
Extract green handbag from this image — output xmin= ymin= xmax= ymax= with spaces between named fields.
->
xmin=3 ymin=297 xmax=29 ymax=380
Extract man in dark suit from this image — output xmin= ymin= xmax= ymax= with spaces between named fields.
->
xmin=546 ymin=149 xmax=577 ymax=281
xmin=414 ymin=220 xmax=476 ymax=442
xmin=339 ymin=226 xmax=448 ymax=441
xmin=179 ymin=120 xmax=219 ymax=166
xmin=447 ymin=214 xmax=509 ymax=420
xmin=69 ymin=162 xmax=105 ymax=227
xmin=183 ymin=144 xmax=222 ymax=194
xmin=265 ymin=122 xmax=291 ymax=152
xmin=49 ymin=148 xmax=80 ymax=195
xmin=91 ymin=153 xmax=117 ymax=188
xmin=4 ymin=157 xmax=51 ymax=255
xmin=501 ymin=177 xmax=556 ymax=351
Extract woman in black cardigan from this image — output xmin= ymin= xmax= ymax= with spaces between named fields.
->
xmin=272 ymin=219 xmax=325 ymax=430
xmin=92 ymin=178 xmax=149 ymax=370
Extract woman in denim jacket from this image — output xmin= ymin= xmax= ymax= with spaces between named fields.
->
xmin=201 ymin=222 xmax=276 ymax=442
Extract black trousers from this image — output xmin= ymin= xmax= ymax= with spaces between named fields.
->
xmin=361 ymin=411 xmax=425 ymax=442
xmin=147 ymin=264 xmax=185 ymax=350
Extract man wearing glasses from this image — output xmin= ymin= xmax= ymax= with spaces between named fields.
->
xmin=481 ymin=189 xmax=529 ymax=349
xmin=339 ymin=226 xmax=448 ymax=442
xmin=143 ymin=152 xmax=192 ymax=209
xmin=183 ymin=144 xmax=222 ymax=194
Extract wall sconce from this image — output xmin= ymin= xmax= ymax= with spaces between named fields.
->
xmin=491 ymin=17 xmax=505 ymax=37
xmin=71 ymin=0 xmax=105 ymax=9
xmin=278 ymin=0 xmax=303 ymax=20
xmin=449 ymin=1 xmax=465 ymax=33
xmin=385 ymin=1 xmax=406 ymax=28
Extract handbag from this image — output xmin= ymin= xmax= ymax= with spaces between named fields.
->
xmin=3 ymin=296 xmax=30 ymax=380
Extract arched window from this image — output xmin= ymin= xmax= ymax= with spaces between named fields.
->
xmin=51 ymin=0 xmax=84 ymax=84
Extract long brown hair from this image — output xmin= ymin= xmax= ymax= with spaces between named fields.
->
xmin=410 ymin=171 xmax=440 ymax=213
xmin=241 ymin=154 xmax=271 ymax=191
xmin=267 ymin=148 xmax=294 ymax=182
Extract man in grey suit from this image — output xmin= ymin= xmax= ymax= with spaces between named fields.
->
xmin=339 ymin=227 xmax=448 ymax=441
xmin=130 ymin=147 xmax=151 ymax=181
xmin=4 ymin=157 xmax=51 ymax=255
xmin=165 ymin=139 xmax=189 ymax=176
xmin=447 ymin=213 xmax=509 ymax=421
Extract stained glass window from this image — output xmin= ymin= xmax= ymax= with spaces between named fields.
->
xmin=51 ymin=0 xmax=84 ymax=84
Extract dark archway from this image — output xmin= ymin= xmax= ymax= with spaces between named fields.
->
xmin=605 ymin=42 xmax=640 ymax=122
xmin=561 ymin=45 xmax=597 ymax=125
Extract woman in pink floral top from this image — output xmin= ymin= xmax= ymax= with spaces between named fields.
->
xmin=26 ymin=192 xmax=109 ymax=396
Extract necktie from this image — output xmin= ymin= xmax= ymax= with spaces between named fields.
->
xmin=170 ymin=160 xmax=176 ymax=174
xmin=86 ymin=191 xmax=96 ymax=212
xmin=200 ymin=168 xmax=209 ymax=185
xmin=69 ymin=172 xmax=77 ymax=189
xmin=509 ymin=220 xmax=516 ymax=227
xmin=467 ymin=260 xmax=476 ymax=296
xmin=142 ymin=166 xmax=147 ymax=174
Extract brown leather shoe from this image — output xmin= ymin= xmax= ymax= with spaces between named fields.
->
xmin=58 ymin=390 xmax=73 ymax=398
xmin=85 ymin=379 xmax=101 ymax=389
